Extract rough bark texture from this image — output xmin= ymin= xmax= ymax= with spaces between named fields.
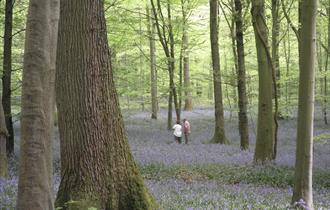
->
xmin=2 ymin=0 xmax=14 ymax=156
xmin=234 ymin=0 xmax=249 ymax=150
xmin=292 ymin=0 xmax=317 ymax=208
xmin=0 ymin=97 xmax=9 ymax=178
xmin=16 ymin=0 xmax=58 ymax=209
xmin=251 ymin=0 xmax=274 ymax=163
xmin=209 ymin=0 xmax=228 ymax=144
xmin=55 ymin=1 xmax=158 ymax=209
xmin=147 ymin=6 xmax=158 ymax=120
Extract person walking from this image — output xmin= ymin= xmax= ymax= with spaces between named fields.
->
xmin=172 ymin=120 xmax=182 ymax=144
xmin=183 ymin=118 xmax=191 ymax=144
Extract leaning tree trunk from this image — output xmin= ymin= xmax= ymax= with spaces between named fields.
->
xmin=147 ymin=5 xmax=158 ymax=119
xmin=16 ymin=0 xmax=59 ymax=209
xmin=234 ymin=0 xmax=249 ymax=150
xmin=0 ymin=97 xmax=9 ymax=178
xmin=251 ymin=0 xmax=274 ymax=163
xmin=209 ymin=0 xmax=228 ymax=144
xmin=292 ymin=0 xmax=317 ymax=208
xmin=55 ymin=0 xmax=158 ymax=209
xmin=2 ymin=0 xmax=14 ymax=156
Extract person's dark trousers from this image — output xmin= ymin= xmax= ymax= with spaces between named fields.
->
xmin=174 ymin=136 xmax=182 ymax=144
xmin=178 ymin=137 xmax=182 ymax=144
xmin=184 ymin=133 xmax=189 ymax=144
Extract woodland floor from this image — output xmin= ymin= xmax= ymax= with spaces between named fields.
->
xmin=1 ymin=107 xmax=330 ymax=209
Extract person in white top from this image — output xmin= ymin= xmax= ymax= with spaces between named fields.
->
xmin=172 ymin=120 xmax=182 ymax=143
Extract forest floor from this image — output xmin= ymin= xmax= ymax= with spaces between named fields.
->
xmin=1 ymin=107 xmax=330 ymax=209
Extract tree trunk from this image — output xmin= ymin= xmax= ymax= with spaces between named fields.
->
xmin=167 ymin=89 xmax=173 ymax=130
xmin=183 ymin=30 xmax=193 ymax=111
xmin=251 ymin=0 xmax=274 ymax=163
xmin=168 ymin=1 xmax=181 ymax=123
xmin=16 ymin=0 xmax=58 ymax=209
xmin=147 ymin=6 xmax=158 ymax=120
xmin=234 ymin=0 xmax=249 ymax=150
xmin=272 ymin=0 xmax=280 ymax=104
xmin=2 ymin=0 xmax=14 ymax=156
xmin=181 ymin=0 xmax=193 ymax=111
xmin=55 ymin=1 xmax=158 ymax=209
xmin=209 ymin=0 xmax=228 ymax=144
xmin=45 ymin=0 xmax=60 ymax=191
xmin=292 ymin=0 xmax=317 ymax=208
xmin=0 ymin=97 xmax=9 ymax=178
xmin=323 ymin=5 xmax=329 ymax=125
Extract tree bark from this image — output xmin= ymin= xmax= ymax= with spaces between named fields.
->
xmin=323 ymin=5 xmax=329 ymax=125
xmin=55 ymin=0 xmax=158 ymax=209
xmin=272 ymin=0 xmax=280 ymax=102
xmin=0 ymin=97 xmax=9 ymax=178
xmin=181 ymin=0 xmax=193 ymax=111
xmin=234 ymin=0 xmax=249 ymax=150
xmin=209 ymin=0 xmax=228 ymax=144
xmin=16 ymin=0 xmax=59 ymax=209
xmin=251 ymin=0 xmax=274 ymax=163
xmin=292 ymin=0 xmax=317 ymax=208
xmin=147 ymin=5 xmax=158 ymax=120
xmin=2 ymin=0 xmax=14 ymax=156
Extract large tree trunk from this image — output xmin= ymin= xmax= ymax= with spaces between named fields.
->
xmin=0 ymin=97 xmax=9 ymax=178
xmin=2 ymin=0 xmax=14 ymax=156
xmin=234 ymin=0 xmax=249 ymax=150
xmin=292 ymin=0 xmax=317 ymax=208
xmin=209 ymin=0 xmax=228 ymax=144
xmin=251 ymin=0 xmax=274 ymax=163
xmin=147 ymin=5 xmax=158 ymax=120
xmin=55 ymin=0 xmax=158 ymax=209
xmin=16 ymin=0 xmax=59 ymax=209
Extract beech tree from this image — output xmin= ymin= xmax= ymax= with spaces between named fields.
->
xmin=251 ymin=0 xmax=274 ymax=162
xmin=55 ymin=0 xmax=158 ymax=209
xmin=0 ymin=97 xmax=9 ymax=178
xmin=209 ymin=0 xmax=228 ymax=144
xmin=181 ymin=0 xmax=193 ymax=111
xmin=16 ymin=0 xmax=59 ymax=209
xmin=2 ymin=0 xmax=14 ymax=156
xmin=292 ymin=0 xmax=317 ymax=208
xmin=234 ymin=0 xmax=249 ymax=150
xmin=147 ymin=5 xmax=158 ymax=119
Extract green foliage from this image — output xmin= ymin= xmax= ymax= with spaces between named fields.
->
xmin=140 ymin=163 xmax=330 ymax=189
xmin=314 ymin=133 xmax=330 ymax=145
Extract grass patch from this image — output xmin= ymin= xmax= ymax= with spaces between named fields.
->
xmin=140 ymin=163 xmax=330 ymax=189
